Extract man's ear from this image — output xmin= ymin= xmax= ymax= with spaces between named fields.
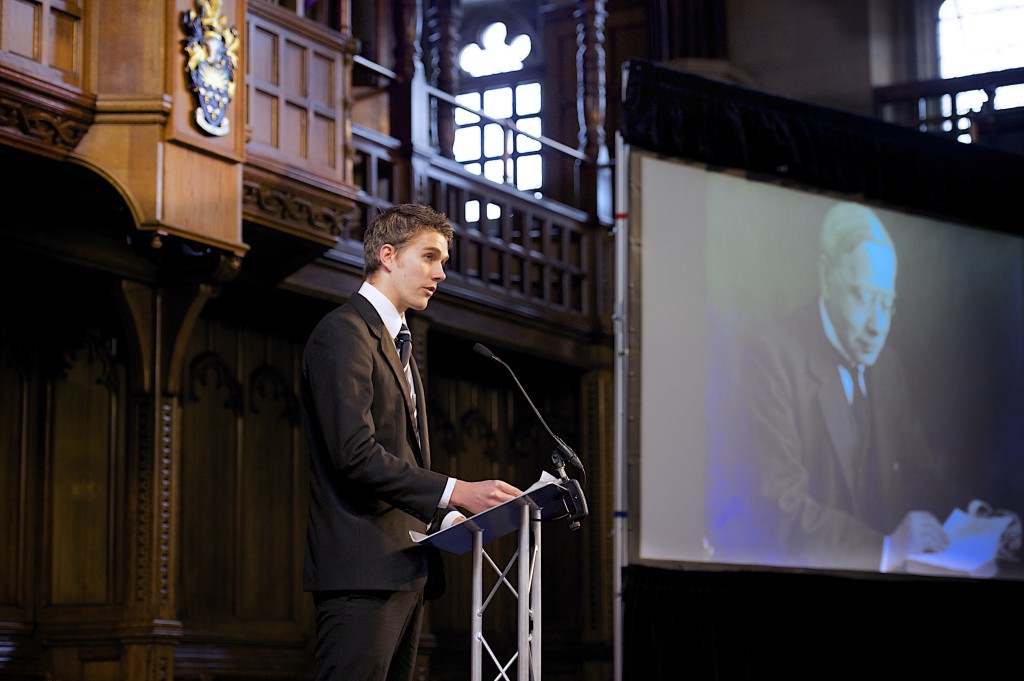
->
xmin=379 ymin=243 xmax=397 ymax=272
xmin=818 ymin=255 xmax=831 ymax=298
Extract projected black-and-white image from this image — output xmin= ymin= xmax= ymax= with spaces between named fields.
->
xmin=634 ymin=154 xmax=1024 ymax=580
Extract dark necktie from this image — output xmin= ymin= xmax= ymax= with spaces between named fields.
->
xmin=850 ymin=364 xmax=870 ymax=436
xmin=396 ymin=323 xmax=419 ymax=440
xmin=396 ymin=323 xmax=412 ymax=370
xmin=849 ymin=363 xmax=882 ymax=526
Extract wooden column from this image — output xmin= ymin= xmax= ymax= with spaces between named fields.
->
xmin=425 ymin=0 xmax=463 ymax=159
xmin=575 ymin=0 xmax=612 ymax=225
xmin=390 ymin=0 xmax=431 ymax=203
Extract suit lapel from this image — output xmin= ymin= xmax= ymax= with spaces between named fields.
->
xmin=808 ymin=337 xmax=859 ymax=496
xmin=864 ymin=357 xmax=895 ymax=501
xmin=410 ymin=357 xmax=430 ymax=469
xmin=350 ymin=294 xmax=426 ymax=465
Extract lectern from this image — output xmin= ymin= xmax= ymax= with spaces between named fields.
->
xmin=412 ymin=474 xmax=576 ymax=681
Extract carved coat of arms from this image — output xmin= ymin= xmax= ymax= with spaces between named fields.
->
xmin=182 ymin=0 xmax=240 ymax=137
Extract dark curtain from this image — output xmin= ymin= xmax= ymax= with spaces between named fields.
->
xmin=622 ymin=564 xmax=1021 ymax=680
xmin=619 ymin=59 xmax=1024 ymax=236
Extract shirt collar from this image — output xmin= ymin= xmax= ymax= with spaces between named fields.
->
xmin=359 ymin=281 xmax=405 ymax=339
xmin=819 ymin=296 xmax=859 ymax=369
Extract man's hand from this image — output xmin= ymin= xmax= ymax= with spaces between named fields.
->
xmin=451 ymin=479 xmax=523 ymax=515
xmin=888 ymin=510 xmax=950 ymax=569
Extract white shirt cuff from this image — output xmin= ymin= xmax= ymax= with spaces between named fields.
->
xmin=440 ymin=510 xmax=466 ymax=531
xmin=879 ymin=535 xmax=893 ymax=572
xmin=439 ymin=477 xmax=457 ymax=508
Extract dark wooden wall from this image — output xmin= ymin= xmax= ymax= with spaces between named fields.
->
xmin=9 ymin=1 xmax=1022 ymax=680
xmin=0 ymin=128 xmax=616 ymax=681
xmin=0 ymin=210 xmax=612 ymax=681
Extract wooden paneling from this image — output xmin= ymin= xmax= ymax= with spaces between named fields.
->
xmin=49 ymin=345 xmax=126 ymax=605
xmin=69 ymin=0 xmax=248 ymax=254
xmin=0 ymin=0 xmax=82 ymax=84
xmin=0 ymin=334 xmax=30 ymax=608
xmin=0 ymin=0 xmax=620 ymax=677
xmin=241 ymin=2 xmax=360 ymax=281
xmin=49 ymin=3 xmax=80 ymax=76
xmin=161 ymin=142 xmax=245 ymax=249
xmin=2 ymin=0 xmax=42 ymax=62
xmin=0 ymin=0 xmax=92 ymax=158
xmin=246 ymin=2 xmax=352 ymax=191
xmin=177 ymin=305 xmax=310 ymax=640
xmin=179 ymin=340 xmax=240 ymax=617
xmin=0 ymin=252 xmax=149 ymax=678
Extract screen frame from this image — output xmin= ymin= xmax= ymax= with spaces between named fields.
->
xmin=615 ymin=59 xmax=1024 ymax=583
xmin=621 ymin=149 xmax=1024 ymax=580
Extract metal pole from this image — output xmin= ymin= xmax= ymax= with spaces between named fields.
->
xmin=612 ymin=131 xmax=631 ymax=681
xmin=532 ymin=505 xmax=542 ymax=680
xmin=472 ymin=528 xmax=483 ymax=681
xmin=518 ymin=503 xmax=530 ymax=681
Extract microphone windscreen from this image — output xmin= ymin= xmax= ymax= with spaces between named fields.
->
xmin=473 ymin=342 xmax=494 ymax=358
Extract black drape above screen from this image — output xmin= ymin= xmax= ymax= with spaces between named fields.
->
xmin=620 ymin=58 xmax=1024 ymax=235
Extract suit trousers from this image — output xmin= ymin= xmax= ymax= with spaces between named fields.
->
xmin=313 ymin=589 xmax=424 ymax=681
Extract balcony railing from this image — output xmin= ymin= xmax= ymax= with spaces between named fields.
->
xmin=874 ymin=66 xmax=1024 ymax=155
xmin=347 ymin=55 xmax=596 ymax=329
xmin=239 ymin=9 xmax=600 ymax=330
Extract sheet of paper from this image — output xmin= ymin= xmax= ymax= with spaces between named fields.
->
xmin=905 ymin=507 xmax=1014 ymax=575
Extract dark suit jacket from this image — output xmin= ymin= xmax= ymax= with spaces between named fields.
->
xmin=745 ymin=302 xmax=949 ymax=571
xmin=301 ymin=292 xmax=449 ymax=595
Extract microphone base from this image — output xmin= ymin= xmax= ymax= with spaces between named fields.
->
xmin=556 ymin=477 xmax=588 ymax=530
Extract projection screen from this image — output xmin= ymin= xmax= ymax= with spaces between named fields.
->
xmin=620 ymin=149 xmax=1024 ymax=581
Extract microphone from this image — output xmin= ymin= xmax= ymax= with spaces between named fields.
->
xmin=473 ymin=343 xmax=586 ymax=476
xmin=473 ymin=342 xmax=588 ymax=529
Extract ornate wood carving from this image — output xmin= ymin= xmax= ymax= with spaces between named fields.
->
xmin=187 ymin=351 xmax=245 ymax=415
xmin=249 ymin=363 xmax=301 ymax=426
xmin=155 ymin=399 xmax=177 ymax=610
xmin=241 ymin=169 xmax=358 ymax=280
xmin=0 ymin=67 xmax=95 ymax=158
xmin=164 ymin=284 xmax=221 ymax=397
xmin=131 ymin=394 xmax=156 ymax=606
xmin=242 ymin=176 xmax=345 ymax=245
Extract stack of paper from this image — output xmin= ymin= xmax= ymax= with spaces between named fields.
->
xmin=905 ymin=507 xmax=1014 ymax=578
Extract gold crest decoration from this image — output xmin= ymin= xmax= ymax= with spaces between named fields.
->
xmin=182 ymin=0 xmax=240 ymax=137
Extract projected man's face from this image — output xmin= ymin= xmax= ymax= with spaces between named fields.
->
xmin=824 ymin=241 xmax=897 ymax=366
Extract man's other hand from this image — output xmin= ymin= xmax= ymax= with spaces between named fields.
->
xmin=451 ymin=480 xmax=523 ymax=515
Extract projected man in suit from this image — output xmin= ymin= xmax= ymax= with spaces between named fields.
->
xmin=301 ymin=204 xmax=522 ymax=681
xmin=746 ymin=202 xmax=953 ymax=572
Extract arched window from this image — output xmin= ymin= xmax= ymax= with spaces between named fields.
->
xmin=937 ymin=0 xmax=1024 ymax=139
xmin=453 ymin=20 xmax=543 ymax=195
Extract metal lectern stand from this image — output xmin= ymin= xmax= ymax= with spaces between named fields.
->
xmin=412 ymin=475 xmax=573 ymax=681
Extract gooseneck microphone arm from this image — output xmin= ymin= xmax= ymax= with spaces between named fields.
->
xmin=473 ymin=343 xmax=586 ymax=477
xmin=473 ymin=342 xmax=588 ymax=529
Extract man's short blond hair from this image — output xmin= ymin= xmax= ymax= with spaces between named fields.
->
xmin=363 ymin=204 xmax=455 ymax=278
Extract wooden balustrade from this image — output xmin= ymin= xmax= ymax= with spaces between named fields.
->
xmin=348 ymin=54 xmax=598 ymax=335
xmin=874 ymin=67 xmax=1024 ymax=154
